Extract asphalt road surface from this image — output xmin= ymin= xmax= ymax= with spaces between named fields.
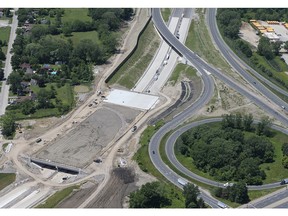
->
xmin=165 ymin=118 xmax=288 ymax=190
xmin=150 ymin=7 xmax=288 ymax=208
xmin=0 ymin=9 xmax=18 ymax=116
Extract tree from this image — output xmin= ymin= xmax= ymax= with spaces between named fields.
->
xmin=257 ymin=37 xmax=274 ymax=60
xmin=21 ymin=100 xmax=36 ymax=115
xmin=282 ymin=143 xmax=288 ymax=156
xmin=36 ymin=89 xmax=53 ymax=109
xmin=0 ymin=49 xmax=6 ymax=61
xmin=256 ymin=117 xmax=272 ymax=136
xmin=243 ymin=113 xmax=254 ymax=132
xmin=183 ymin=183 xmax=206 ymax=208
xmin=8 ymin=71 xmax=22 ymax=94
xmin=0 ymin=114 xmax=16 ymax=138
xmin=0 ymin=68 xmax=4 ymax=80
xmin=228 ymin=182 xmax=250 ymax=204
xmin=129 ymin=182 xmax=171 ymax=208
xmin=282 ymin=156 xmax=288 ymax=169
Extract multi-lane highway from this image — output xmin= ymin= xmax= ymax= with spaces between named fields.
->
xmin=150 ymin=8 xmax=288 ymax=208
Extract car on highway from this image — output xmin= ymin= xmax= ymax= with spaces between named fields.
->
xmin=280 ymin=179 xmax=288 ymax=185
xmin=132 ymin=125 xmax=137 ymax=132
xmin=152 ymin=150 xmax=155 ymax=154
xmin=281 ymin=106 xmax=286 ymax=109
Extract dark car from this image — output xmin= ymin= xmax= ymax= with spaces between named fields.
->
xmin=36 ymin=138 xmax=42 ymax=143
xmin=152 ymin=151 xmax=155 ymax=154
xmin=132 ymin=125 xmax=137 ymax=132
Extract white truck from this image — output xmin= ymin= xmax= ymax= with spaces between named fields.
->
xmin=177 ymin=178 xmax=188 ymax=186
xmin=217 ymin=201 xmax=228 ymax=208
xmin=280 ymin=179 xmax=288 ymax=185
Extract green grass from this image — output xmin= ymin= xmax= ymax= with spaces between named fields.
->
xmin=30 ymin=83 xmax=74 ymax=107
xmin=185 ymin=13 xmax=235 ymax=77
xmin=168 ymin=63 xmax=198 ymax=86
xmin=0 ymin=26 xmax=11 ymax=55
xmin=108 ymin=22 xmax=160 ymax=89
xmin=0 ymin=173 xmax=16 ymax=191
xmin=62 ymin=9 xmax=92 ymax=23
xmin=260 ymin=130 xmax=288 ymax=183
xmin=7 ymin=83 xmax=74 ymax=120
xmin=2 ymin=142 xmax=9 ymax=151
xmin=248 ymin=187 xmax=284 ymax=201
xmin=52 ymin=31 xmax=101 ymax=47
xmin=161 ymin=8 xmax=172 ymax=23
xmin=35 ymin=185 xmax=80 ymax=208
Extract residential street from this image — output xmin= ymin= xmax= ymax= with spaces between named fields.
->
xmin=0 ymin=9 xmax=18 ymax=116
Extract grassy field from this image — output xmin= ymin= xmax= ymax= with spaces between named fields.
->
xmin=0 ymin=26 xmax=11 ymax=55
xmin=62 ymin=9 xmax=92 ymax=23
xmin=185 ymin=9 xmax=235 ymax=77
xmin=108 ymin=22 xmax=160 ymax=89
xmin=168 ymin=63 xmax=198 ymax=86
xmin=161 ymin=8 xmax=172 ymax=23
xmin=35 ymin=185 xmax=80 ymax=208
xmin=0 ymin=173 xmax=16 ymax=191
xmin=30 ymin=83 xmax=74 ymax=107
xmin=2 ymin=142 xmax=9 ymax=151
xmin=53 ymin=31 xmax=101 ymax=47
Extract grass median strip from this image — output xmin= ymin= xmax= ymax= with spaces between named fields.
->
xmin=108 ymin=21 xmax=161 ymax=89
xmin=0 ymin=173 xmax=16 ymax=191
xmin=35 ymin=185 xmax=80 ymax=208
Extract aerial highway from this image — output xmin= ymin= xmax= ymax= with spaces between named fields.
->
xmin=165 ymin=118 xmax=288 ymax=190
xmin=207 ymin=8 xmax=288 ymax=99
xmin=150 ymin=8 xmax=288 ymax=208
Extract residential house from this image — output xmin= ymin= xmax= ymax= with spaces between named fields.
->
xmin=20 ymin=63 xmax=33 ymax=74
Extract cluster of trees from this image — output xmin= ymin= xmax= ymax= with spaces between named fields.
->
xmin=214 ymin=182 xmax=249 ymax=204
xmin=257 ymin=37 xmax=282 ymax=60
xmin=176 ymin=114 xmax=275 ymax=185
xmin=11 ymin=8 xmax=134 ymax=85
xmin=217 ymin=9 xmax=288 ymax=91
xmin=0 ymin=114 xmax=16 ymax=138
xmin=235 ymin=9 xmax=288 ymax=22
xmin=282 ymin=143 xmax=288 ymax=168
xmin=129 ymin=181 xmax=206 ymax=208
xmin=183 ymin=183 xmax=206 ymax=208
xmin=129 ymin=182 xmax=172 ymax=208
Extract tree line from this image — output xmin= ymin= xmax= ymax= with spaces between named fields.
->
xmin=129 ymin=181 xmax=206 ymax=208
xmin=217 ymin=9 xmax=288 ymax=90
xmin=176 ymin=114 xmax=275 ymax=185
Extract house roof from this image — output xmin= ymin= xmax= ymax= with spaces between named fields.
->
xmin=20 ymin=63 xmax=31 ymax=69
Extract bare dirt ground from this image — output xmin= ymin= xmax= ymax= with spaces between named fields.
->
xmin=239 ymin=21 xmax=260 ymax=49
xmin=85 ymin=167 xmax=137 ymax=208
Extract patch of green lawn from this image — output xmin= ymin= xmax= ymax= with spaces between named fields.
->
xmin=0 ymin=26 xmax=11 ymax=55
xmin=168 ymin=63 xmax=198 ymax=86
xmin=108 ymin=22 xmax=160 ymax=89
xmin=0 ymin=173 xmax=16 ymax=191
xmin=161 ymin=8 xmax=172 ymax=23
xmin=35 ymin=185 xmax=80 ymax=208
xmin=62 ymin=9 xmax=92 ymax=23
xmin=53 ymin=31 xmax=101 ymax=47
